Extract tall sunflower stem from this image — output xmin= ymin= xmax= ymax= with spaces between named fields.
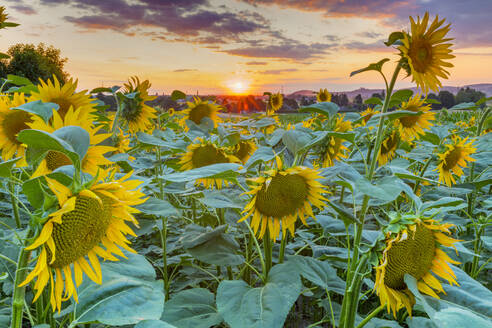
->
xmin=155 ymin=147 xmax=169 ymax=300
xmin=355 ymin=304 xmax=385 ymax=328
xmin=11 ymin=227 xmax=34 ymax=328
xmin=243 ymin=221 xmax=266 ymax=283
xmin=278 ymin=234 xmax=287 ymax=263
xmin=9 ymin=179 xmax=21 ymax=229
xmin=340 ymin=64 xmax=401 ymax=328
xmin=111 ymin=92 xmax=122 ymax=135
xmin=263 ymin=231 xmax=273 ymax=278
xmin=413 ymin=156 xmax=432 ymax=194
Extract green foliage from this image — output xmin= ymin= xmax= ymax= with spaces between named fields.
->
xmin=1 ymin=43 xmax=69 ymax=83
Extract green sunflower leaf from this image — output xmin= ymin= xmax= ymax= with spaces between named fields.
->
xmin=350 ymin=58 xmax=390 ymax=77
xmin=161 ymin=288 xmax=222 ymax=328
xmin=171 ymin=90 xmax=186 ymax=101
xmin=217 ymin=262 xmax=302 ymax=328
xmin=12 ymin=100 xmax=57 ymax=123
xmin=0 ymin=157 xmax=21 ymax=177
xmin=298 ymin=102 xmax=339 ymax=118
xmin=67 ymin=252 xmax=164 ymax=327
xmin=385 ymin=31 xmax=405 ymax=46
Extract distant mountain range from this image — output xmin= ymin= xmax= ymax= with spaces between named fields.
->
xmin=288 ymin=83 xmax=492 ymax=100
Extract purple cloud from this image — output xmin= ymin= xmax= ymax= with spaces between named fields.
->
xmin=11 ymin=5 xmax=36 ymax=15
xmin=223 ymin=42 xmax=335 ymax=60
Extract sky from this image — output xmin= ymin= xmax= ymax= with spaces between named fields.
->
xmin=1 ymin=0 xmax=491 ymax=95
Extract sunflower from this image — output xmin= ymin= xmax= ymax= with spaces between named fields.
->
xmin=378 ymin=131 xmax=400 ymax=165
xmin=436 ymin=136 xmax=476 ymax=186
xmin=268 ymin=92 xmax=283 ymax=115
xmin=232 ymin=139 xmax=257 ymax=164
xmin=239 ymin=157 xmax=328 ymax=240
xmin=399 ymin=13 xmax=454 ymax=93
xmin=180 ymin=97 xmax=221 ymax=129
xmin=322 ymin=115 xmax=352 ymax=167
xmin=20 ymin=170 xmax=147 ymax=312
xmin=396 ymin=94 xmax=435 ymax=141
xmin=0 ymin=93 xmax=32 ymax=163
xmin=316 ymin=88 xmax=331 ymax=102
xmin=359 ymin=107 xmax=379 ymax=126
xmin=30 ymin=76 xmax=96 ymax=121
xmin=375 ymin=217 xmax=460 ymax=317
xmin=0 ymin=6 xmax=9 ymax=25
xmin=28 ymin=108 xmax=115 ymax=177
xmin=179 ymin=137 xmax=239 ymax=189
xmin=113 ymin=128 xmax=135 ymax=161
xmin=118 ymin=77 xmax=157 ymax=134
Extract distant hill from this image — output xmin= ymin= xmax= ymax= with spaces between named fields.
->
xmin=288 ymin=83 xmax=492 ymax=100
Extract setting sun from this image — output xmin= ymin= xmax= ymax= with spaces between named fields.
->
xmin=227 ymin=80 xmax=250 ymax=95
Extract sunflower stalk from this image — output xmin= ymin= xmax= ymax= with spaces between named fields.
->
xmin=155 ymin=146 xmax=170 ymax=300
xmin=8 ymin=179 xmax=21 ymax=229
xmin=340 ymin=63 xmax=401 ymax=328
xmin=11 ymin=228 xmax=34 ymax=328
xmin=355 ymin=304 xmax=385 ymax=328
xmin=263 ymin=230 xmax=273 ymax=277
xmin=412 ymin=155 xmax=432 ymax=193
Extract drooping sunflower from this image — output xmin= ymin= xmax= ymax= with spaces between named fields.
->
xmin=399 ymin=12 xmax=455 ymax=93
xmin=179 ymin=137 xmax=239 ymax=189
xmin=316 ymin=88 xmax=331 ymax=102
xmin=239 ymin=157 xmax=328 ymax=240
xmin=435 ymin=136 xmax=476 ymax=186
xmin=322 ymin=115 xmax=352 ymax=167
xmin=396 ymin=94 xmax=435 ymax=141
xmin=30 ymin=76 xmax=97 ymax=121
xmin=180 ymin=97 xmax=222 ymax=129
xmin=268 ymin=92 xmax=283 ymax=114
xmin=28 ymin=108 xmax=115 ymax=177
xmin=118 ymin=77 xmax=157 ymax=134
xmin=232 ymin=139 xmax=257 ymax=164
xmin=20 ymin=170 xmax=147 ymax=312
xmin=375 ymin=216 xmax=460 ymax=317
xmin=0 ymin=93 xmax=32 ymax=163
xmin=378 ymin=131 xmax=400 ymax=165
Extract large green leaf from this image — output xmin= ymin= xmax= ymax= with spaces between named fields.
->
xmin=137 ymin=197 xmax=178 ymax=217
xmin=12 ymin=100 xmax=57 ymax=123
xmin=181 ymin=225 xmax=244 ymax=266
xmin=0 ymin=158 xmax=21 ymax=177
xmin=200 ymin=190 xmax=244 ymax=209
xmin=355 ymin=176 xmax=405 ymax=205
xmin=137 ymin=132 xmax=187 ymax=150
xmin=245 ymin=146 xmax=276 ymax=168
xmin=18 ymin=127 xmax=90 ymax=170
xmin=68 ymin=252 xmax=164 ymax=327
xmin=282 ymin=128 xmax=314 ymax=155
xmin=287 ymin=255 xmax=345 ymax=294
xmin=161 ymin=163 xmax=241 ymax=183
xmin=216 ymin=262 xmax=302 ymax=328
xmin=135 ymin=320 xmax=177 ymax=328
xmin=404 ymin=274 xmax=492 ymax=328
xmin=161 ymin=288 xmax=222 ymax=328
xmin=298 ymin=102 xmax=339 ymax=118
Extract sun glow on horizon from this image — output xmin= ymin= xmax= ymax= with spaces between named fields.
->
xmin=227 ymin=80 xmax=251 ymax=95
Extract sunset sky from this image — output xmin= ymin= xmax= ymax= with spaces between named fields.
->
xmin=1 ymin=0 xmax=491 ymax=95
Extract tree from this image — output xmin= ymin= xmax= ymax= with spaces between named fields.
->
xmin=438 ymin=90 xmax=455 ymax=109
xmin=455 ymin=87 xmax=485 ymax=106
xmin=427 ymin=93 xmax=442 ymax=110
xmin=1 ymin=43 xmax=69 ymax=83
xmin=339 ymin=93 xmax=349 ymax=107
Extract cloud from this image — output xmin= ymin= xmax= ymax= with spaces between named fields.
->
xmin=222 ymin=42 xmax=336 ymax=60
xmin=43 ymin=0 xmax=270 ymax=45
xmin=173 ymin=69 xmax=199 ymax=72
xmin=11 ymin=5 xmax=36 ymax=15
xmin=241 ymin=0 xmax=492 ymax=47
xmin=245 ymin=61 xmax=268 ymax=65
xmin=241 ymin=0 xmax=413 ymax=18
xmin=343 ymin=40 xmax=388 ymax=51
xmin=258 ymin=68 xmax=298 ymax=74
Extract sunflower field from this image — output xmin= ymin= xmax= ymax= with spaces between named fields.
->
xmin=1 ymin=8 xmax=492 ymax=328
